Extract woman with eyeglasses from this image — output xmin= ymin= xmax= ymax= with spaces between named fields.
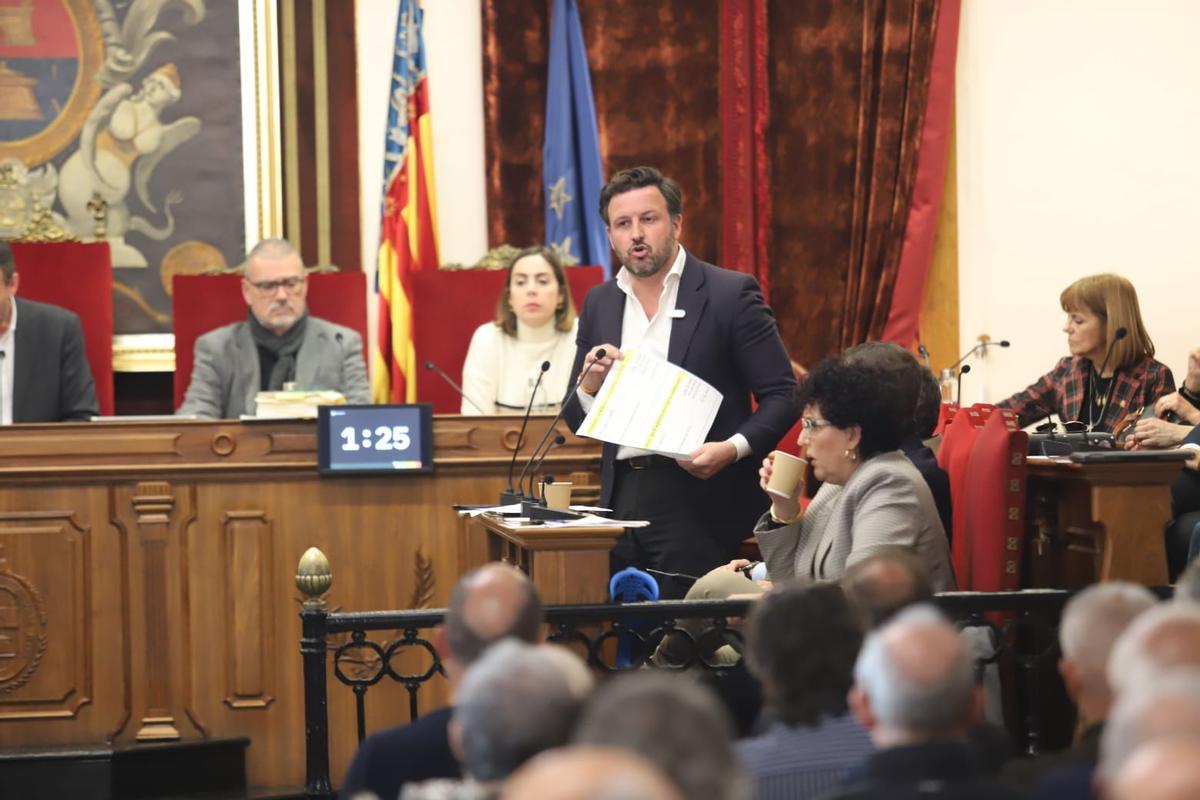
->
xmin=459 ymin=246 xmax=578 ymax=414
xmin=997 ymin=273 xmax=1174 ymax=433
xmin=654 ymin=357 xmax=954 ymax=665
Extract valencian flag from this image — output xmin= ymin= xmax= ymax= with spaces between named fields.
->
xmin=373 ymin=0 xmax=439 ymax=403
xmin=543 ymin=0 xmax=608 ymax=276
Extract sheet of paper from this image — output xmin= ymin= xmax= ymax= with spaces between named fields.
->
xmin=579 ymin=349 xmax=723 ymax=459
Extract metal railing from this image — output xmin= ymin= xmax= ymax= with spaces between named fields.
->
xmin=294 ymin=548 xmax=1170 ymax=799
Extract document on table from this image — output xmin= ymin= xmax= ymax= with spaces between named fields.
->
xmin=579 ymin=349 xmax=722 ymax=459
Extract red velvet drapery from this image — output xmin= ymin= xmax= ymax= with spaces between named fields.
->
xmin=481 ymin=0 xmax=947 ymax=364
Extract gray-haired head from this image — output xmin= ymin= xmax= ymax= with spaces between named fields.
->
xmin=574 ymin=672 xmax=748 ymax=800
xmin=452 ymin=638 xmax=583 ymax=781
xmin=1109 ymin=736 xmax=1200 ymax=800
xmin=444 ymin=562 xmax=543 ymax=668
xmin=853 ymin=604 xmax=977 ymax=740
xmin=1060 ymin=582 xmax=1156 ymax=706
xmin=1175 ymin=560 xmax=1200 ymax=606
xmin=244 ymin=238 xmax=299 ymax=275
xmin=1098 ymin=670 xmax=1200 ymax=782
xmin=1108 ymin=603 xmax=1200 ymax=696
xmin=501 ymin=747 xmax=683 ymax=800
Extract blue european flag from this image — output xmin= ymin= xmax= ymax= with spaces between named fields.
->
xmin=543 ymin=0 xmax=609 ymax=277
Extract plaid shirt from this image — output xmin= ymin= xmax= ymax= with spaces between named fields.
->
xmin=998 ymin=355 xmax=1175 ymax=431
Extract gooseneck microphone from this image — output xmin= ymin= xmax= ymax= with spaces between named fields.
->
xmin=424 ymin=361 xmax=486 ymax=415
xmin=514 ymin=349 xmax=608 ymax=506
xmin=500 ymin=360 xmax=553 ymax=504
xmin=917 ymin=344 xmax=932 ymax=370
xmin=948 ymin=339 xmax=1011 ymax=371
xmin=1088 ymin=327 xmax=1128 ymax=432
xmin=956 ymin=364 xmax=971 ymax=407
xmin=521 ymin=435 xmax=567 ymax=498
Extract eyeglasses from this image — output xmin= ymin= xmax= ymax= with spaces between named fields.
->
xmin=247 ymin=276 xmax=305 ymax=294
xmin=800 ymin=417 xmax=834 ymax=433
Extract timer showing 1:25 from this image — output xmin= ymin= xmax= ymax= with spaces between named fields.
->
xmin=338 ymin=425 xmax=412 ymax=452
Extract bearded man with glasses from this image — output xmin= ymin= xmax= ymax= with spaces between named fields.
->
xmin=177 ymin=238 xmax=369 ymax=418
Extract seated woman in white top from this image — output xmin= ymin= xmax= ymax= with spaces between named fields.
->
xmin=460 ymin=247 xmax=579 ymax=414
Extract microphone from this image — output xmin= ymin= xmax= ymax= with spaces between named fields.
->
xmin=424 ymin=361 xmax=486 ymax=415
xmin=500 ymin=360 xmax=552 ymax=504
xmin=514 ymin=348 xmax=608 ymax=506
xmin=956 ymin=364 xmax=971 ymax=407
xmin=1088 ymin=327 xmax=1128 ymax=432
xmin=917 ymin=344 xmax=931 ymax=369
xmin=521 ymin=435 xmax=566 ymax=499
xmin=948 ymin=339 xmax=1012 ymax=371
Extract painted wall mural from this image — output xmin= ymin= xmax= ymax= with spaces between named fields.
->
xmin=0 ymin=0 xmax=245 ymax=333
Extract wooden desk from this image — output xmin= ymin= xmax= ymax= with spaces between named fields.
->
xmin=467 ymin=514 xmax=624 ymax=604
xmin=1025 ymin=457 xmax=1181 ymax=588
xmin=0 ymin=415 xmax=600 ymax=789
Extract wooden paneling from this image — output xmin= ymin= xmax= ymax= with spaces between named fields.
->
xmin=0 ymin=416 xmax=601 ymax=788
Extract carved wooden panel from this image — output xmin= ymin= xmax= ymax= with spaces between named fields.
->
xmin=0 ymin=512 xmax=90 ymax=720
xmin=220 ymin=511 xmax=275 ymax=709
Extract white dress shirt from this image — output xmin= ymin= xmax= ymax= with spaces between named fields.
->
xmin=0 ymin=298 xmax=16 ymax=425
xmin=578 ymin=245 xmax=750 ymax=461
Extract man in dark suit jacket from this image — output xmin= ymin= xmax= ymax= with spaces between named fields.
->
xmin=0 ymin=242 xmax=98 ymax=423
xmin=338 ymin=563 xmax=543 ymax=800
xmin=562 ymin=167 xmax=797 ymax=598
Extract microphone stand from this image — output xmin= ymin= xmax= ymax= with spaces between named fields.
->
xmin=424 ymin=361 xmax=486 ymax=415
xmin=956 ymin=364 xmax=971 ymax=407
xmin=500 ymin=361 xmax=552 ymax=505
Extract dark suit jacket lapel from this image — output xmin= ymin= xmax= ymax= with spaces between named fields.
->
xmin=668 ymin=253 xmax=707 ymax=366
xmin=11 ymin=298 xmax=40 ymax=422
xmin=598 ymin=281 xmax=625 ymax=349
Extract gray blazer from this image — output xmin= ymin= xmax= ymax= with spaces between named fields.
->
xmin=754 ymin=451 xmax=956 ymax=592
xmin=177 ymin=316 xmax=370 ymax=419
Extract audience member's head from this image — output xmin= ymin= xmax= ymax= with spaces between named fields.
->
xmin=574 ymin=672 xmax=748 ymax=800
xmin=850 ymin=605 xmax=979 ymax=747
xmin=1175 ymin=560 xmax=1200 ymax=606
xmin=1058 ymin=582 xmax=1156 ymax=723
xmin=1109 ymin=737 xmax=1200 ymax=800
xmin=440 ymin=563 xmax=543 ymax=681
xmin=841 ymin=548 xmax=934 ymax=629
xmin=501 ymin=747 xmax=683 ymax=800
xmin=1098 ymin=672 xmax=1200 ymax=783
xmin=240 ymin=238 xmax=308 ymax=335
xmin=744 ymin=583 xmax=863 ymax=726
xmin=1108 ymin=603 xmax=1200 ymax=696
xmin=450 ymin=639 xmax=584 ymax=782
xmin=843 ymin=341 xmax=932 ymax=440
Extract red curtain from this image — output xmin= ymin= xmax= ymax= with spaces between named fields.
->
xmin=481 ymin=0 xmax=947 ymax=365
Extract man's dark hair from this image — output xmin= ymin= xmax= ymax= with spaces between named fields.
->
xmin=841 ymin=547 xmax=935 ymax=629
xmin=0 ymin=241 xmax=14 ymax=283
xmin=598 ymin=166 xmax=683 ymax=226
xmin=914 ymin=366 xmax=942 ymax=439
xmin=444 ymin=566 xmax=543 ymax=665
xmin=743 ymin=583 xmax=864 ymax=727
xmin=794 ymin=356 xmax=907 ymax=458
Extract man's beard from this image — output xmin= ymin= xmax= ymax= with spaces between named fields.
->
xmin=621 ymin=238 xmax=676 ymax=278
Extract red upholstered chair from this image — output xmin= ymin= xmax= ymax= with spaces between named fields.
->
xmin=937 ymin=406 xmax=988 ymax=583
xmin=172 ymin=272 xmax=369 ymax=410
xmin=959 ymin=409 xmax=1028 ymax=591
xmin=933 ymin=402 xmax=959 ymax=437
xmin=10 ymin=241 xmax=114 ymax=416
xmin=411 ymin=266 xmax=605 ymax=413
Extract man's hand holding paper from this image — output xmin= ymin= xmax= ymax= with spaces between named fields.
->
xmin=579 ymin=349 xmax=723 ymax=459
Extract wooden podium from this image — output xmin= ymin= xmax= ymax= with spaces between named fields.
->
xmin=0 ymin=415 xmax=600 ymax=790
xmin=1025 ymin=456 xmax=1181 ymax=588
xmin=466 ymin=514 xmax=624 ymax=604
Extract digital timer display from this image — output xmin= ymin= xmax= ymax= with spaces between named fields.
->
xmin=317 ymin=404 xmax=433 ymax=474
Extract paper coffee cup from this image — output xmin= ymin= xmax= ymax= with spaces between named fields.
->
xmin=543 ymin=482 xmax=573 ymax=510
xmin=766 ymin=451 xmax=808 ymax=498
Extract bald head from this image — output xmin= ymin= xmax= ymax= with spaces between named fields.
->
xmin=502 ymin=748 xmax=683 ymax=800
xmin=841 ymin=549 xmax=934 ymax=628
xmin=445 ymin=563 xmax=542 ymax=666
xmin=853 ymin=606 xmax=977 ymax=743
xmin=1109 ymin=604 xmax=1200 ymax=696
xmin=1110 ymin=738 xmax=1200 ymax=800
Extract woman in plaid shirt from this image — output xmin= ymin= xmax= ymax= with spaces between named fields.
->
xmin=997 ymin=273 xmax=1174 ymax=432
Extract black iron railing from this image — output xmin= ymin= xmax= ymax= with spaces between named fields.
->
xmin=294 ymin=551 xmax=1170 ymax=800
